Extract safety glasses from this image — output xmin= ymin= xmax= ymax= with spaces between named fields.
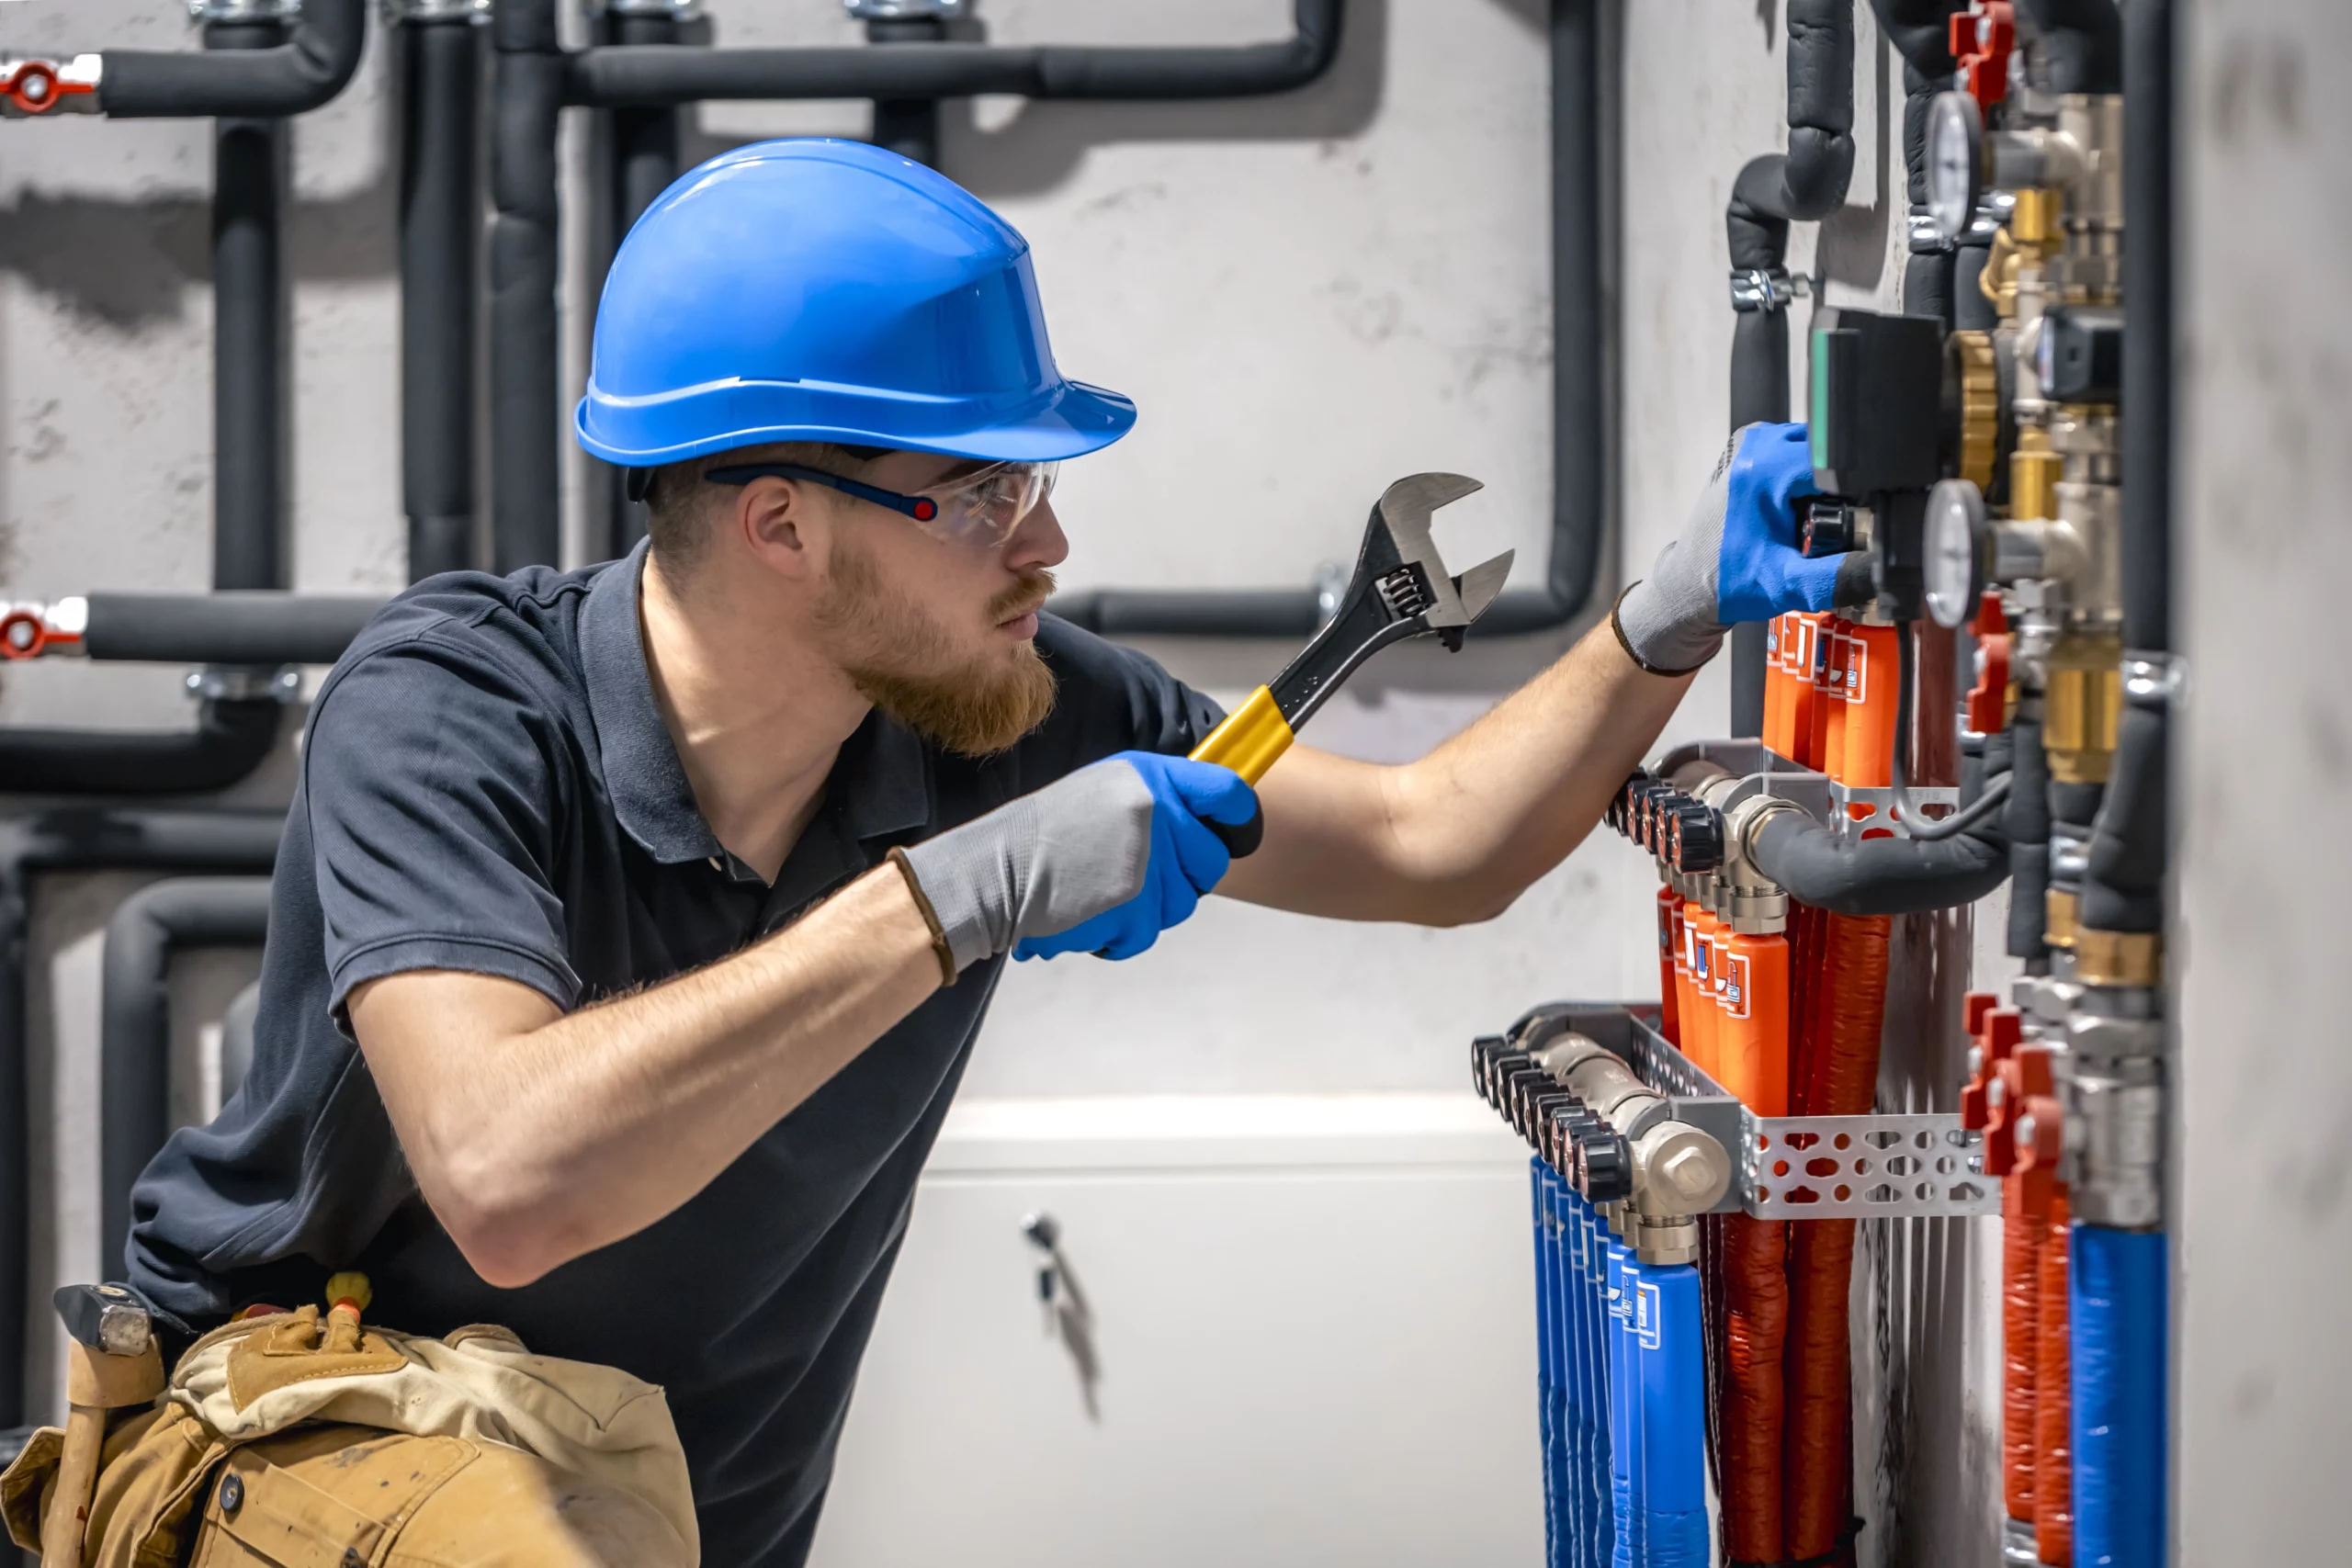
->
xmin=704 ymin=458 xmax=1058 ymax=547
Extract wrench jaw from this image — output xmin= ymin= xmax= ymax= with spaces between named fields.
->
xmin=1261 ymin=472 xmax=1514 ymax=728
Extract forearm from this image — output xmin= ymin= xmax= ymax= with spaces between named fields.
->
xmin=1225 ymin=620 xmax=1692 ymax=925
xmin=355 ymin=863 xmax=940 ymax=1285
xmin=1385 ymin=619 xmax=1694 ymax=912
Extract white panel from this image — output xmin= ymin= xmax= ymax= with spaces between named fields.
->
xmin=809 ymin=1095 xmax=1543 ymax=1568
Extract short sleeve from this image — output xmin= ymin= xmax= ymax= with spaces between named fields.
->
xmin=303 ymin=630 xmax=582 ymax=1028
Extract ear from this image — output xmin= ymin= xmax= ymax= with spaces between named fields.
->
xmin=736 ymin=477 xmax=830 ymax=583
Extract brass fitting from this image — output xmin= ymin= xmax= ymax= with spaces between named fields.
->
xmin=2074 ymin=929 xmax=2164 ymax=988
xmin=2042 ymin=629 xmax=2123 ymax=783
xmin=2044 ymin=886 xmax=2080 ymax=950
xmin=1949 ymin=331 xmax=2001 ymax=492
xmin=2010 ymin=426 xmax=2060 ymax=522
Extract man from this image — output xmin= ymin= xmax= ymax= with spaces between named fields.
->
xmin=129 ymin=140 xmax=1843 ymax=1563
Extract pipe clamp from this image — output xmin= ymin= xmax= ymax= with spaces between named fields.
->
xmin=185 ymin=667 xmax=302 ymax=704
xmin=1728 ymin=268 xmax=1809 ymax=315
xmin=187 ymin=0 xmax=304 ymax=22
xmin=383 ymin=0 xmax=489 ymax=22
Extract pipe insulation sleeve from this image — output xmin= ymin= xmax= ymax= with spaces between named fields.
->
xmin=2003 ymin=1182 xmax=2046 ymax=1520
xmin=2035 ymin=1194 xmax=2075 ymax=1562
xmin=564 ymin=0 xmax=1340 ymax=107
xmin=2079 ymin=699 xmax=2165 ymax=933
xmin=401 ymin=17 xmax=484 ymax=582
xmin=490 ymin=0 xmax=565 ymax=573
xmin=0 ymin=702 xmax=283 ymax=795
xmin=1746 ymin=807 xmax=2008 ymax=918
xmin=2070 ymin=1224 xmax=2167 ymax=1568
xmin=0 ymin=808 xmax=285 ymax=1427
xmin=210 ymin=22 xmax=287 ymax=596
xmin=1532 ymin=1163 xmax=1560 ymax=1558
xmin=2017 ymin=0 xmax=2124 ymax=95
xmin=1722 ymin=1213 xmax=1789 ymax=1563
xmin=1057 ymin=0 xmax=1600 ymax=638
xmin=2007 ymin=701 xmax=2054 ymax=957
xmin=2120 ymin=0 xmax=2172 ymax=654
xmin=98 ymin=0 xmax=364 ymax=118
xmin=81 ymin=592 xmax=384 ymax=667
xmin=1635 ymin=1262 xmax=1709 ymax=1566
xmin=99 ymin=877 xmax=274 ymax=1277
xmin=1607 ymin=1238 xmax=1638 ymax=1568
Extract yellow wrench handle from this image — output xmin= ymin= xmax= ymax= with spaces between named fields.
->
xmin=1189 ymin=685 xmax=1295 ymax=785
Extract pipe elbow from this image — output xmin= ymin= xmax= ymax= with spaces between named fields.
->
xmin=96 ymin=0 xmax=366 ymax=119
xmin=1748 ymin=809 xmax=2009 ymax=917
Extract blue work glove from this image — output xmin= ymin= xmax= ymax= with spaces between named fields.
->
xmin=1012 ymin=752 xmax=1258 ymax=962
xmin=1613 ymin=423 xmax=1869 ymax=673
xmin=892 ymin=750 xmax=1257 ymax=978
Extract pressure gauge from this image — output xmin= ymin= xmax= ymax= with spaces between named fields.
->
xmin=1924 ymin=479 xmax=1988 ymax=630
xmin=1926 ymin=92 xmax=1984 ymax=244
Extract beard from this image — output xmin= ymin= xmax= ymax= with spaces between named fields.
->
xmin=816 ymin=543 xmax=1059 ymax=758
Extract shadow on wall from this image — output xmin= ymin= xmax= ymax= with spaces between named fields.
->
xmin=679 ymin=0 xmax=1392 ymax=201
xmin=0 ymin=136 xmax=394 ymax=331
xmin=1816 ymin=17 xmax=1891 ymax=295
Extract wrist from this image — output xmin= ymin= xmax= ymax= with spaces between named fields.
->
xmin=1611 ymin=581 xmax=1721 ymax=677
xmin=887 ymin=848 xmax=958 ymax=987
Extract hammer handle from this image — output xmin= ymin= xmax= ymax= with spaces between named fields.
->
xmin=40 ymin=1404 xmax=102 ymax=1568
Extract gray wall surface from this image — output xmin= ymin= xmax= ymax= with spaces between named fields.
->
xmin=2174 ymin=0 xmax=2352 ymax=1561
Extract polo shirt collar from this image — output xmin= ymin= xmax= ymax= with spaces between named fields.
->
xmin=580 ymin=541 xmax=934 ymax=868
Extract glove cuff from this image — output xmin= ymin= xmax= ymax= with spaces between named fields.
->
xmin=1612 ymin=581 xmax=1723 ymax=677
xmin=887 ymin=847 xmax=960 ymax=987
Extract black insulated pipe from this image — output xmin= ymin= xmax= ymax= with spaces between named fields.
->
xmin=563 ymin=0 xmax=1341 ymax=107
xmin=81 ymin=592 xmax=384 ymax=666
xmin=2076 ymin=0 xmax=2171 ymax=938
xmin=867 ymin=15 xmax=948 ymax=171
xmin=97 ymin=0 xmax=364 ymax=118
xmin=0 ymin=808 xmax=284 ymax=1430
xmin=490 ymin=0 xmax=565 ymax=574
xmin=2119 ymin=0 xmax=2169 ymax=657
xmin=1063 ymin=0 xmax=1603 ymax=638
xmin=2005 ymin=696 xmax=2052 ymax=957
xmin=1724 ymin=0 xmax=1855 ymax=735
xmin=2016 ymin=0 xmax=2123 ymax=95
xmin=210 ymin=19 xmax=287 ymax=596
xmin=1871 ymin=1 xmax=1964 ymax=325
xmin=400 ymin=12 xmax=484 ymax=581
xmin=0 ymin=705 xmax=282 ymax=795
xmin=1746 ymin=728 xmax=2011 ymax=915
xmin=597 ymin=3 xmax=687 ymax=560
xmin=99 ymin=877 xmax=273 ymax=1278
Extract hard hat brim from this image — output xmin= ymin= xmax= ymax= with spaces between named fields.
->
xmin=573 ymin=377 xmax=1136 ymax=469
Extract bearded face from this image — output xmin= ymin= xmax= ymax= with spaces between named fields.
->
xmin=814 ymin=535 xmax=1060 ymax=757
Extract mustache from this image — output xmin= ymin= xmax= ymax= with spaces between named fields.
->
xmin=989 ymin=568 xmax=1057 ymax=623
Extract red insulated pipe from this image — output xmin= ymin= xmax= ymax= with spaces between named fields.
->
xmin=2036 ymin=1189 xmax=2075 ymax=1565
xmin=2002 ymin=1167 xmax=2047 ymax=1522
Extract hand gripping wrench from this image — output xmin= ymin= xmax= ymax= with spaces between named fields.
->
xmin=1191 ymin=473 xmax=1512 ymax=853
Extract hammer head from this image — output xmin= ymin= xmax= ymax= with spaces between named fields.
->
xmin=55 ymin=1283 xmax=153 ymax=1359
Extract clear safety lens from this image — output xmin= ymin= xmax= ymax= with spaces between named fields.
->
xmin=916 ymin=461 xmax=1058 ymax=544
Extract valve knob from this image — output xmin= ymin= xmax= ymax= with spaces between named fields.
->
xmin=1949 ymin=2 xmax=2017 ymax=112
xmin=1801 ymin=497 xmax=1867 ymax=558
xmin=1669 ymin=803 xmax=1725 ymax=874
xmin=1578 ymin=1129 xmax=1633 ymax=1205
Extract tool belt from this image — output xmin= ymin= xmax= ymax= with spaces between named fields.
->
xmin=0 ymin=1301 xmax=697 ymax=1568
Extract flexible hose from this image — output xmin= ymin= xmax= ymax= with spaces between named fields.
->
xmin=2071 ymin=1225 xmax=2165 ymax=1568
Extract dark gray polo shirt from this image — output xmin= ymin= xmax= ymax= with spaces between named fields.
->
xmin=128 ymin=540 xmax=1221 ymax=1566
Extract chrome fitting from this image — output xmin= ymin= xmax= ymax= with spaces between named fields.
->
xmin=185 ymin=666 xmax=303 ymax=704
xmin=2064 ymin=1055 xmax=2164 ymax=1228
xmin=1729 ymin=268 xmax=1809 ymax=314
xmin=189 ymin=0 xmax=303 ymax=22
xmin=0 ymin=55 xmax=104 ymax=118
xmin=387 ymin=0 xmax=491 ymax=23
xmin=843 ymin=0 xmax=966 ymax=18
xmin=2122 ymin=651 xmax=2183 ymax=706
xmin=589 ymin=0 xmax=702 ymax=17
xmin=1907 ymin=208 xmax=1957 ymax=255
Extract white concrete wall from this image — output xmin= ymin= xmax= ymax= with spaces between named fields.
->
xmin=2174 ymin=0 xmax=2352 ymax=1561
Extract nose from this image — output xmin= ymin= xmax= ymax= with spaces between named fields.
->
xmin=1002 ymin=494 xmax=1069 ymax=574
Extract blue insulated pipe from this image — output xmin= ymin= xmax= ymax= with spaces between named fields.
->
xmin=1549 ymin=1171 xmax=1578 ymax=1563
xmin=1535 ymin=1162 xmax=1562 ymax=1561
xmin=1634 ymin=1263 xmax=1710 ymax=1566
xmin=1563 ymin=1187 xmax=1596 ymax=1566
xmin=1608 ymin=1238 xmax=1642 ymax=1568
xmin=2071 ymin=1224 xmax=2167 ymax=1567
xmin=1582 ymin=1203 xmax=1611 ymax=1568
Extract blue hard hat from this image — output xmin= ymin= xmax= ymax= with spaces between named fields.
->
xmin=574 ymin=138 xmax=1136 ymax=467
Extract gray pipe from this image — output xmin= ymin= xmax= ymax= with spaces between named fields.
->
xmin=81 ymin=592 xmax=383 ymax=666
xmin=401 ymin=14 xmax=483 ymax=581
xmin=209 ymin=20 xmax=287 ymax=595
xmin=564 ymin=0 xmax=1341 ymax=107
xmin=490 ymin=0 xmax=565 ymax=573
xmin=97 ymin=0 xmax=365 ymax=119
xmin=596 ymin=4 xmax=685 ymax=560
xmin=0 ymin=808 xmax=284 ymax=1428
xmin=1061 ymin=0 xmax=1601 ymax=638
xmin=99 ymin=877 xmax=273 ymax=1279
xmin=866 ymin=15 xmax=948 ymax=171
xmin=1747 ymin=730 xmax=2011 ymax=915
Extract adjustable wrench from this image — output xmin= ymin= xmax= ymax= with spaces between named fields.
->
xmin=1192 ymin=472 xmax=1512 ymax=852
